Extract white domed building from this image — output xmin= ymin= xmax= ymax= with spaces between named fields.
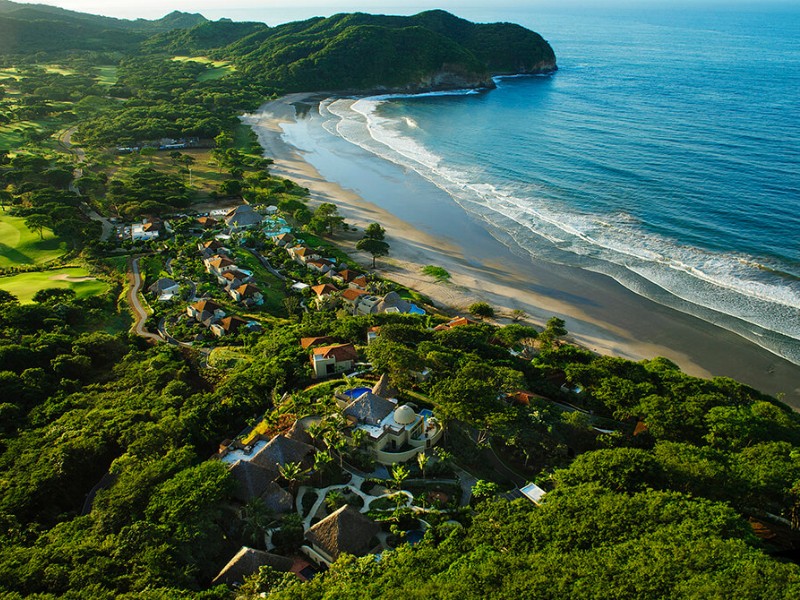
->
xmin=340 ymin=389 xmax=443 ymax=465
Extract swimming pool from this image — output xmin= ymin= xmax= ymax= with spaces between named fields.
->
xmin=419 ymin=409 xmax=433 ymax=418
xmin=341 ymin=387 xmax=371 ymax=399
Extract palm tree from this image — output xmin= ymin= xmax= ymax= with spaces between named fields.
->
xmin=351 ymin=427 xmax=368 ymax=449
xmin=325 ymin=490 xmax=345 ymax=511
xmin=390 ymin=464 xmax=410 ymax=491
xmin=278 ymin=461 xmax=307 ymax=498
xmin=306 ymin=422 xmax=327 ymax=449
xmin=313 ymin=451 xmax=333 ymax=486
xmin=241 ymin=500 xmax=277 ymax=549
xmin=417 ymin=452 xmax=429 ymax=480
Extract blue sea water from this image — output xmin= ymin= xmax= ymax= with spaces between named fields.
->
xmin=298 ymin=7 xmax=800 ymax=364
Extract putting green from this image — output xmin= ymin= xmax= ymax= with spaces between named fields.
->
xmin=0 ymin=267 xmax=109 ymax=303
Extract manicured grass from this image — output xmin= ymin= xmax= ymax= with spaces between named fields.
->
xmin=0 ymin=267 xmax=109 ymax=303
xmin=172 ymin=56 xmax=236 ymax=81
xmin=95 ymin=66 xmax=118 ymax=87
xmin=0 ymin=211 xmax=68 ymax=268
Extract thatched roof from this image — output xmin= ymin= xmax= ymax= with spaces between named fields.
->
xmin=261 ymin=481 xmax=294 ymax=514
xmin=212 ymin=547 xmax=293 ymax=586
xmin=343 ymin=392 xmax=395 ymax=426
xmin=250 ymin=434 xmax=315 ymax=471
xmin=305 ymin=505 xmax=380 ymax=561
xmin=285 ymin=420 xmax=313 ymax=445
xmin=229 ymin=460 xmax=278 ymax=503
xmin=371 ymin=372 xmax=398 ymax=400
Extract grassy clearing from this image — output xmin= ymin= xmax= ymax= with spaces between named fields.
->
xmin=0 ymin=267 xmax=109 ymax=303
xmin=172 ymin=56 xmax=236 ymax=81
xmin=94 ymin=66 xmax=118 ymax=87
xmin=0 ymin=67 xmax=21 ymax=80
xmin=208 ymin=346 xmax=252 ymax=369
xmin=0 ymin=211 xmax=68 ymax=268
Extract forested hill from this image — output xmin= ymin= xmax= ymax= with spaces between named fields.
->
xmin=0 ymin=1 xmax=206 ymax=54
xmin=146 ymin=10 xmax=558 ymax=93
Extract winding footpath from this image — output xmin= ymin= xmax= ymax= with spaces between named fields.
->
xmin=127 ymin=256 xmax=161 ymax=343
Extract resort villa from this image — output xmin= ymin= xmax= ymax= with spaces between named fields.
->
xmin=336 ymin=378 xmax=443 ymax=464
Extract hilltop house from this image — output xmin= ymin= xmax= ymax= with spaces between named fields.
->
xmin=340 ymin=288 xmax=368 ymax=312
xmin=304 ymin=505 xmax=380 ymax=567
xmin=337 ymin=383 xmax=442 ymax=464
xmin=274 ymin=232 xmax=295 ymax=248
xmin=197 ymin=239 xmax=228 ymax=258
xmin=300 ymin=336 xmax=336 ymax=350
xmin=187 ymin=299 xmax=225 ymax=323
xmin=310 ymin=343 xmax=357 ymax=378
xmin=433 ymin=316 xmax=477 ymax=331
xmin=204 ymin=255 xmax=238 ymax=276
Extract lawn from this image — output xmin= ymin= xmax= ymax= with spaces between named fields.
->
xmin=0 ymin=267 xmax=109 ymax=303
xmin=172 ymin=56 xmax=236 ymax=81
xmin=0 ymin=211 xmax=68 ymax=268
xmin=94 ymin=66 xmax=118 ymax=87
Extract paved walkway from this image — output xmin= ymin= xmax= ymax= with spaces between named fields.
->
xmin=296 ymin=471 xmax=414 ymax=530
xmin=127 ymin=257 xmax=161 ymax=343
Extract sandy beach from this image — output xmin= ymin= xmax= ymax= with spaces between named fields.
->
xmin=242 ymin=94 xmax=800 ymax=408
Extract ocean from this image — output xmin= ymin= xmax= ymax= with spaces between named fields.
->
xmin=271 ymin=6 xmax=800 ymax=366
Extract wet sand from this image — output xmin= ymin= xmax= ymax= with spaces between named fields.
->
xmin=242 ymin=94 xmax=800 ymax=408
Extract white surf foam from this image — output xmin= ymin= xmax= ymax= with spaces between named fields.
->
xmin=311 ymin=95 xmax=800 ymax=362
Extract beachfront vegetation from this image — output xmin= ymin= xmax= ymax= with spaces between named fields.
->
xmin=469 ymin=301 xmax=495 ymax=319
xmin=422 ymin=265 xmax=451 ymax=282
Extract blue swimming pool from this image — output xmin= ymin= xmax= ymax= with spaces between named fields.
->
xmin=342 ymin=387 xmax=371 ymax=399
xmin=409 ymin=304 xmax=426 ymax=315
xmin=419 ymin=409 xmax=433 ymax=418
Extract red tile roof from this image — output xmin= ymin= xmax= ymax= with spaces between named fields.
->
xmin=300 ymin=336 xmax=336 ymax=349
xmin=312 ymin=343 xmax=357 ymax=362
xmin=311 ymin=283 xmax=339 ymax=297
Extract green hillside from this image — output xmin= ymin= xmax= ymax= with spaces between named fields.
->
xmin=0 ymin=1 xmax=206 ymax=55
xmin=147 ymin=10 xmax=557 ymax=93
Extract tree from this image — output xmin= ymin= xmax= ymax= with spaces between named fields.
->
xmin=241 ymin=500 xmax=278 ymax=548
xmin=471 ymin=479 xmax=500 ymax=503
xmin=417 ymin=452 xmax=429 ymax=479
xmin=278 ymin=461 xmax=307 ymax=497
xmin=391 ymin=464 xmax=410 ymax=491
xmin=293 ymin=207 xmax=312 ymax=227
xmin=310 ymin=202 xmax=345 ymax=236
xmin=24 ymin=213 xmax=52 ymax=239
xmin=469 ymin=301 xmax=495 ymax=320
xmin=363 ymin=222 xmax=386 ymax=240
xmin=356 ymin=237 xmax=390 ymax=268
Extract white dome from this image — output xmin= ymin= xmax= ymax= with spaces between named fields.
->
xmin=393 ymin=405 xmax=417 ymax=426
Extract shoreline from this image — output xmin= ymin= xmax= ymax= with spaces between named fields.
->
xmin=242 ymin=94 xmax=800 ymax=408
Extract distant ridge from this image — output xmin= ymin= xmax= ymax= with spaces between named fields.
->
xmin=0 ymin=0 xmax=207 ymax=53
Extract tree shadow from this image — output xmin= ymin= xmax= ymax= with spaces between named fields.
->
xmin=0 ymin=241 xmax=33 ymax=265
